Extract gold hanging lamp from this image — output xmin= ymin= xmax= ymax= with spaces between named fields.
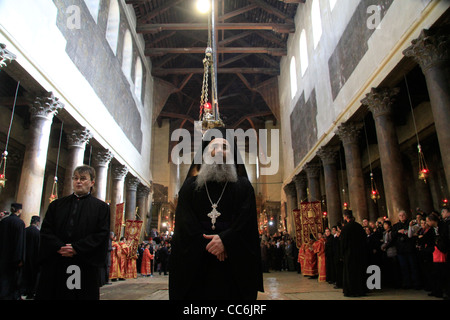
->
xmin=364 ymin=121 xmax=380 ymax=203
xmin=50 ymin=122 xmax=64 ymax=203
xmin=405 ymin=75 xmax=429 ymax=183
xmin=199 ymin=0 xmax=224 ymax=130
xmin=0 ymin=80 xmax=20 ymax=192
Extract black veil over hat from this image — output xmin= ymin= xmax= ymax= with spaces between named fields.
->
xmin=185 ymin=127 xmax=248 ymax=180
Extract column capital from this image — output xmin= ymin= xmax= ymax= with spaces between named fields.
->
xmin=126 ymin=175 xmax=141 ymax=191
xmin=336 ymin=122 xmax=363 ymax=145
xmin=283 ymin=183 xmax=297 ymax=197
xmin=137 ymin=184 xmax=151 ymax=198
xmin=92 ymin=148 xmax=113 ymax=167
xmin=317 ymin=145 xmax=340 ymax=166
xmin=30 ymin=92 xmax=64 ymax=120
xmin=304 ymin=162 xmax=321 ymax=179
xmin=293 ymin=172 xmax=307 ymax=188
xmin=66 ymin=127 xmax=92 ymax=148
xmin=403 ymin=27 xmax=450 ymax=71
xmin=0 ymin=43 xmax=17 ymax=68
xmin=361 ymin=87 xmax=400 ymax=118
xmin=111 ymin=164 xmax=128 ymax=180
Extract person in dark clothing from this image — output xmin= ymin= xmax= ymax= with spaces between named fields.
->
xmin=0 ymin=203 xmax=25 ymax=300
xmin=169 ymin=128 xmax=264 ymax=300
xmin=392 ymin=210 xmax=421 ymax=289
xmin=415 ymin=219 xmax=436 ymax=292
xmin=340 ymin=210 xmax=368 ymax=297
xmin=324 ymin=228 xmax=335 ymax=284
xmin=22 ymin=215 xmax=41 ymax=299
xmin=158 ymin=243 xmax=169 ymax=275
xmin=35 ymin=165 xmax=110 ymax=300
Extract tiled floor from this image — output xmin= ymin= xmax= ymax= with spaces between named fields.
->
xmin=100 ymin=271 xmax=441 ymax=300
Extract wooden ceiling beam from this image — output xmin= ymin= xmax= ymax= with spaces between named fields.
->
xmin=249 ymin=0 xmax=294 ymax=23
xmin=136 ymin=0 xmax=184 ymax=23
xmin=152 ymin=67 xmax=280 ymax=76
xmin=146 ymin=47 xmax=286 ymax=56
xmin=137 ymin=23 xmax=295 ymax=34
xmin=219 ymin=4 xmax=258 ymax=21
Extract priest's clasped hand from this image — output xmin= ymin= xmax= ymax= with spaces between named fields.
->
xmin=203 ymin=234 xmax=227 ymax=262
xmin=58 ymin=244 xmax=77 ymax=257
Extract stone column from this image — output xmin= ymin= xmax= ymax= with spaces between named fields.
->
xmin=317 ymin=145 xmax=341 ymax=228
xmin=404 ymin=27 xmax=450 ymax=193
xmin=91 ymin=148 xmax=113 ymax=201
xmin=336 ymin=122 xmax=369 ymax=222
xmin=125 ymin=175 xmax=141 ymax=220
xmin=17 ymin=92 xmax=64 ymax=226
xmin=137 ymin=184 xmax=151 ymax=241
xmin=362 ymin=87 xmax=410 ymax=221
xmin=62 ymin=127 xmax=92 ymax=196
xmin=137 ymin=184 xmax=151 ymax=221
xmin=283 ymin=182 xmax=297 ymax=236
xmin=293 ymin=172 xmax=307 ymax=207
xmin=304 ymin=162 xmax=321 ymax=202
xmin=110 ymin=163 xmax=128 ymax=231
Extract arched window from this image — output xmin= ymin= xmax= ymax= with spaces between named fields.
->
xmin=122 ymin=30 xmax=133 ymax=79
xmin=300 ymin=29 xmax=309 ymax=77
xmin=290 ymin=56 xmax=298 ymax=100
xmin=84 ymin=0 xmax=100 ymax=23
xmin=311 ymin=0 xmax=322 ymax=49
xmin=134 ymin=57 xmax=143 ymax=100
xmin=106 ymin=0 xmax=120 ymax=55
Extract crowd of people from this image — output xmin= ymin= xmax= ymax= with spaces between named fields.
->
xmin=260 ymin=208 xmax=450 ymax=299
xmin=107 ymin=230 xmax=172 ymax=284
xmin=1 ymin=199 xmax=449 ymax=300
xmin=0 ymin=202 xmax=173 ymax=300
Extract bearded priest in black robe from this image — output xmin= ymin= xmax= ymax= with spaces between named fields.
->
xmin=169 ymin=128 xmax=264 ymax=300
xmin=35 ymin=165 xmax=110 ymax=300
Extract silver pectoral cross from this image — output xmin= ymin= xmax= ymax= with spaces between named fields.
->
xmin=207 ymin=204 xmax=221 ymax=230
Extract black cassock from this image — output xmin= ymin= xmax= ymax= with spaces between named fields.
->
xmin=169 ymin=175 xmax=264 ymax=300
xmin=340 ymin=220 xmax=368 ymax=297
xmin=22 ymin=224 xmax=40 ymax=296
xmin=0 ymin=214 xmax=25 ymax=299
xmin=35 ymin=193 xmax=110 ymax=300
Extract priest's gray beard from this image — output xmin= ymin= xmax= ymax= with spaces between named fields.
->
xmin=195 ymin=163 xmax=238 ymax=189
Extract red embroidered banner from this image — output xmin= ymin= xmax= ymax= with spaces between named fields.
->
xmin=294 ymin=202 xmax=323 ymax=247
xmin=124 ymin=220 xmax=143 ymax=258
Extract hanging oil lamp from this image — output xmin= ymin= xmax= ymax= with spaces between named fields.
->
xmin=417 ymin=144 xmax=429 ymax=183
xmin=370 ymin=173 xmax=380 ymax=202
xmin=0 ymin=151 xmax=7 ymax=189
xmin=49 ymin=176 xmax=58 ymax=203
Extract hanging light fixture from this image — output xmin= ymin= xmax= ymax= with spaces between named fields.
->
xmin=405 ymin=74 xmax=429 ymax=183
xmin=199 ymin=0 xmax=224 ymax=131
xmin=50 ymin=122 xmax=64 ymax=203
xmin=364 ymin=121 xmax=380 ymax=203
xmin=0 ymin=80 xmax=20 ymax=192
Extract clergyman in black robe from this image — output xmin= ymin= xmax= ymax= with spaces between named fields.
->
xmin=340 ymin=210 xmax=368 ymax=297
xmin=22 ymin=215 xmax=41 ymax=299
xmin=0 ymin=203 xmax=25 ymax=300
xmin=35 ymin=165 xmax=110 ymax=300
xmin=169 ymin=128 xmax=264 ymax=300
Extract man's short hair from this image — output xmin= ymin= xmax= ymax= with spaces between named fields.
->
xmin=73 ymin=165 xmax=96 ymax=181
xmin=30 ymin=215 xmax=40 ymax=225
xmin=343 ymin=209 xmax=353 ymax=219
xmin=10 ymin=203 xmax=22 ymax=213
